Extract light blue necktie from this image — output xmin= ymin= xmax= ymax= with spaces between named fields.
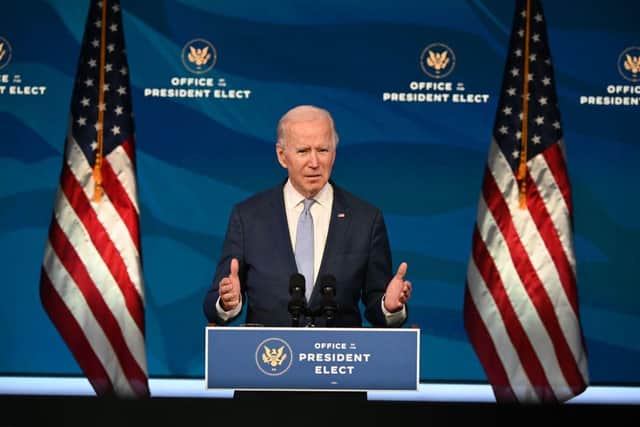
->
xmin=295 ymin=199 xmax=315 ymax=301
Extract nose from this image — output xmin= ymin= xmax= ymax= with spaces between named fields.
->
xmin=308 ymin=150 xmax=319 ymax=167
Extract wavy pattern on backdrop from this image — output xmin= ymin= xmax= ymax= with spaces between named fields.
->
xmin=0 ymin=0 xmax=638 ymax=383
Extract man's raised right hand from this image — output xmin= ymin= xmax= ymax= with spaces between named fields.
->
xmin=219 ymin=258 xmax=241 ymax=311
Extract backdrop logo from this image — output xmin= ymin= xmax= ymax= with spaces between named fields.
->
xmin=0 ymin=36 xmax=12 ymax=70
xmin=420 ymin=42 xmax=456 ymax=79
xmin=255 ymin=338 xmax=293 ymax=376
xmin=181 ymin=38 xmax=217 ymax=74
xmin=618 ymin=46 xmax=640 ymax=83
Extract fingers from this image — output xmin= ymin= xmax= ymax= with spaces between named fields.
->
xmin=219 ymin=277 xmax=239 ymax=309
xmin=400 ymin=280 xmax=412 ymax=304
xmin=219 ymin=258 xmax=241 ymax=310
xmin=404 ymin=281 xmax=412 ymax=296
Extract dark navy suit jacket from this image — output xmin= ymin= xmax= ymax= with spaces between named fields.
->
xmin=203 ymin=181 xmax=404 ymax=327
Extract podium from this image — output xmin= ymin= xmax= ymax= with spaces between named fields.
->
xmin=205 ymin=326 xmax=420 ymax=391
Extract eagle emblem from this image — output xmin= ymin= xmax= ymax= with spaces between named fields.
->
xmin=188 ymin=45 xmax=211 ymax=67
xmin=624 ymin=54 xmax=640 ymax=75
xmin=426 ymin=49 xmax=450 ymax=72
xmin=261 ymin=345 xmax=287 ymax=368
xmin=420 ymin=43 xmax=455 ymax=79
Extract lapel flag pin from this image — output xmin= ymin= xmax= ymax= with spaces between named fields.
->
xmin=337 ymin=213 xmax=345 ymax=218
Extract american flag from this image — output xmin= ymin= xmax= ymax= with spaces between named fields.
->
xmin=464 ymin=0 xmax=589 ymax=403
xmin=39 ymin=0 xmax=149 ymax=397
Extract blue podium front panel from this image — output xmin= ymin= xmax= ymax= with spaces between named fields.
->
xmin=205 ymin=327 xmax=420 ymax=391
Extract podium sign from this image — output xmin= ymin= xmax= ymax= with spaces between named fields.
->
xmin=205 ymin=326 xmax=420 ymax=391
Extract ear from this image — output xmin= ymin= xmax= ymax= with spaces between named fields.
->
xmin=276 ymin=144 xmax=288 ymax=169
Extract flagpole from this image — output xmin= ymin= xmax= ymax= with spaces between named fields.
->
xmin=517 ymin=0 xmax=531 ymax=208
xmin=92 ymin=0 xmax=108 ymax=202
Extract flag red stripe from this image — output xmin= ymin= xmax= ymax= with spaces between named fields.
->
xmin=40 ymin=267 xmax=114 ymax=396
xmin=101 ymin=151 xmax=140 ymax=249
xmin=470 ymin=224 xmax=553 ymax=401
xmin=463 ymin=279 xmax=517 ymax=402
xmin=120 ymin=138 xmax=135 ymax=165
xmin=60 ymin=163 xmax=145 ymax=332
xmin=525 ymin=176 xmax=588 ymax=394
xmin=526 ymin=168 xmax=578 ymax=311
xmin=543 ymin=143 xmax=572 ymax=215
xmin=481 ymin=168 xmax=556 ymax=400
xmin=48 ymin=216 xmax=149 ymax=392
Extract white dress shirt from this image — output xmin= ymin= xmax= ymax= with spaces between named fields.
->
xmin=283 ymin=180 xmax=332 ymax=290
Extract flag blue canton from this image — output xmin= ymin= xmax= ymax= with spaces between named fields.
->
xmin=493 ymin=0 xmax=563 ymax=172
xmin=71 ymin=0 xmax=132 ymax=166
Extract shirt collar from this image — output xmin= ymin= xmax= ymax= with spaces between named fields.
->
xmin=284 ymin=179 xmax=333 ymax=210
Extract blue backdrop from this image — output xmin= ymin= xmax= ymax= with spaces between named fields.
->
xmin=1 ymin=0 xmax=638 ymax=384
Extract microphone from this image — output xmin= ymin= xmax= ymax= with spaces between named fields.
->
xmin=319 ymin=274 xmax=337 ymax=327
xmin=288 ymin=273 xmax=307 ymax=327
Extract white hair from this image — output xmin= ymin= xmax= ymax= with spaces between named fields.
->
xmin=276 ymin=105 xmax=339 ymax=149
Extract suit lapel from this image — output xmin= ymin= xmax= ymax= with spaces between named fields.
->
xmin=269 ymin=184 xmax=298 ymax=275
xmin=313 ymin=185 xmax=351 ymax=300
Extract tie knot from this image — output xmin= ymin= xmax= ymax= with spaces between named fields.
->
xmin=302 ymin=199 xmax=315 ymax=213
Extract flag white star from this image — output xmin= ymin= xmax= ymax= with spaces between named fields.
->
xmin=85 ymin=78 xmax=94 ymax=87
xmin=534 ymin=115 xmax=544 ymax=125
xmin=88 ymin=58 xmax=97 ymax=67
xmin=511 ymin=67 xmax=519 ymax=77
xmin=80 ymin=97 xmax=90 ymax=107
xmin=503 ymin=106 xmax=513 ymax=116
xmin=552 ymin=121 xmax=561 ymax=129
xmin=115 ymin=105 xmax=124 ymax=116
xmin=76 ymin=116 xmax=87 ymax=126
xmin=94 ymin=122 xmax=102 ymax=131
xmin=117 ymin=86 xmax=127 ymax=95
xmin=531 ymin=134 xmax=541 ymax=144
xmin=110 ymin=23 xmax=118 ymax=32
xmin=542 ymin=76 xmax=551 ymax=86
xmin=530 ymin=54 xmax=537 ymax=62
xmin=532 ymin=33 xmax=541 ymax=42
xmin=120 ymin=66 xmax=128 ymax=75
xmin=105 ymin=63 xmax=113 ymax=72
xmin=112 ymin=4 xmax=120 ymax=12
xmin=94 ymin=19 xmax=101 ymax=28
xmin=507 ymin=87 xmax=517 ymax=96
xmin=107 ymin=43 xmax=115 ymax=53
xmin=539 ymin=97 xmax=548 ymax=106
xmin=512 ymin=149 xmax=520 ymax=158
xmin=514 ymin=49 xmax=522 ymax=57
xmin=91 ymin=39 xmax=99 ymax=48
xmin=498 ymin=125 xmax=508 ymax=135
xmin=111 ymin=126 xmax=121 ymax=136
xmin=534 ymin=13 xmax=543 ymax=22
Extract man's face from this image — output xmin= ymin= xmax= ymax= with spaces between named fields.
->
xmin=276 ymin=116 xmax=336 ymax=199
